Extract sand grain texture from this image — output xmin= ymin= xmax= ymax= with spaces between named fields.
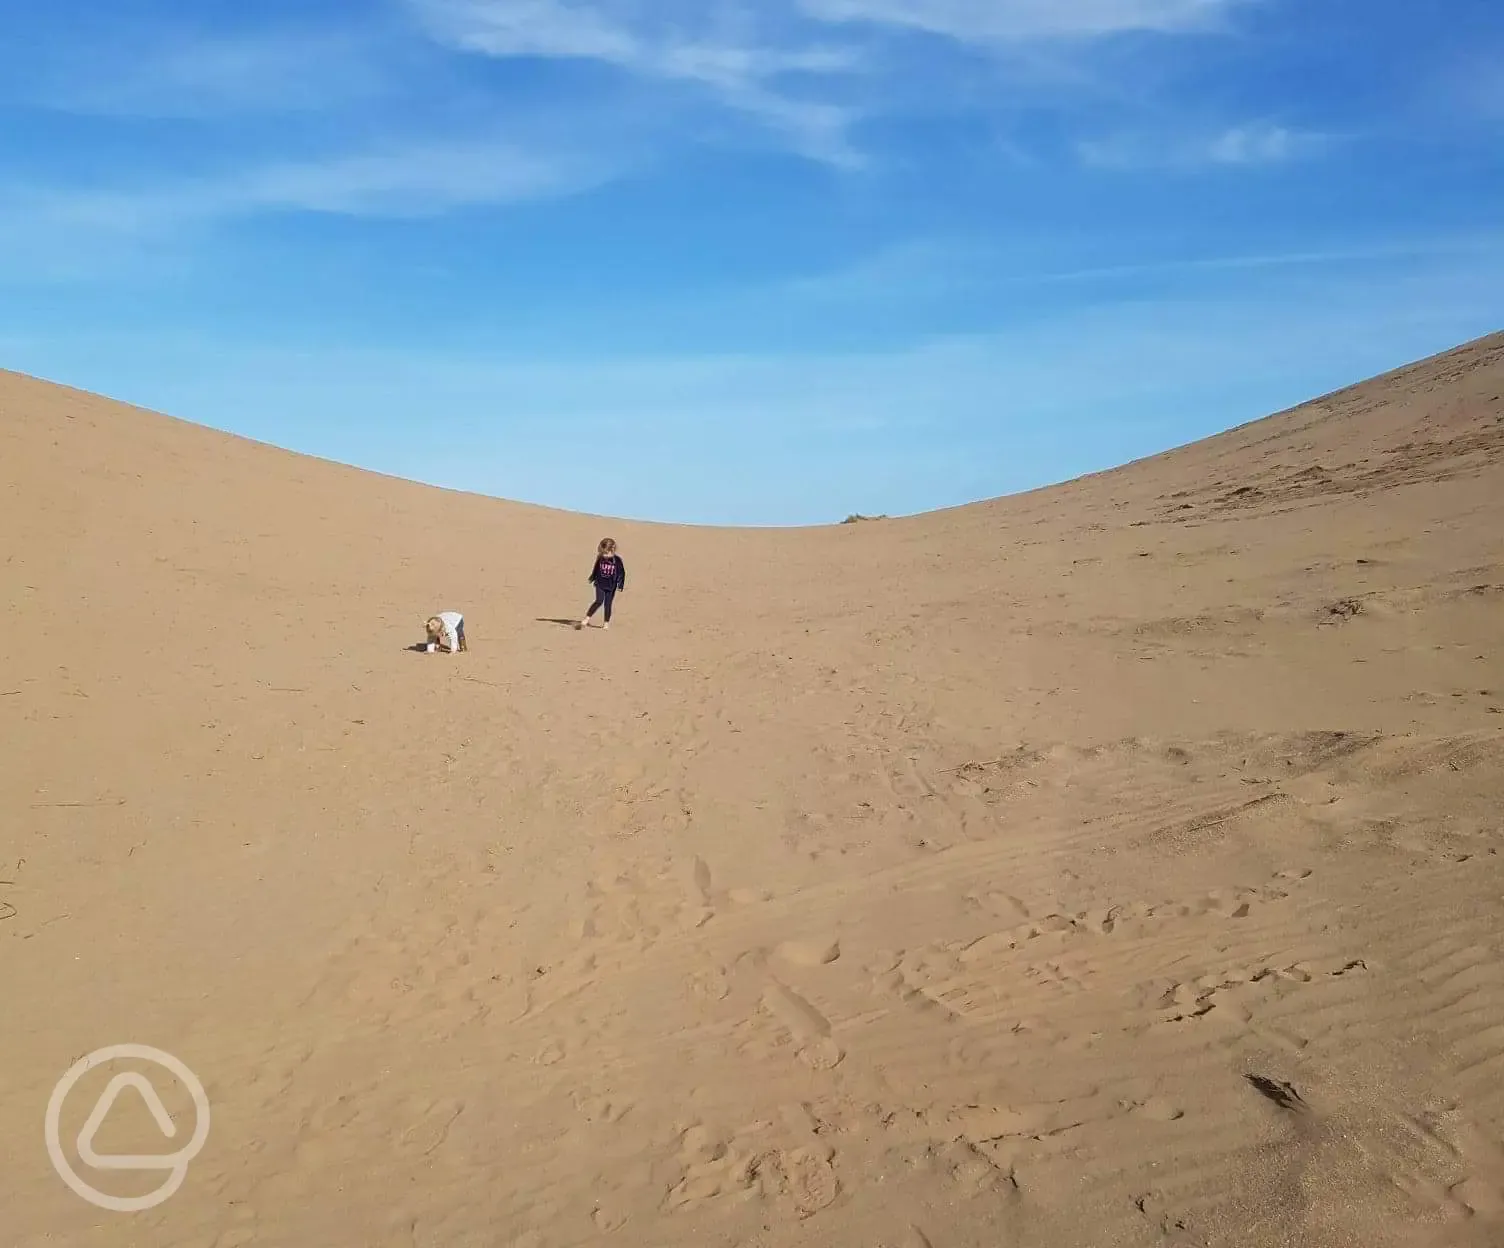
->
xmin=3 ymin=333 xmax=1504 ymax=1246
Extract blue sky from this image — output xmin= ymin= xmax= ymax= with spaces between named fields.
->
xmin=1 ymin=0 xmax=1501 ymax=525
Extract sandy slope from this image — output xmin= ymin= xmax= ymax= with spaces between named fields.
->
xmin=2 ymin=332 xmax=1502 ymax=1247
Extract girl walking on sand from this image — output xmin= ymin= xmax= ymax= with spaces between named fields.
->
xmin=578 ymin=538 xmax=626 ymax=630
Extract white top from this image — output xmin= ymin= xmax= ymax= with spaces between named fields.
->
xmin=433 ymin=610 xmax=463 ymax=652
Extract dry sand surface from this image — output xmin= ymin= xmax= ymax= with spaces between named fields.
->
xmin=3 ymin=332 xmax=1504 ymax=1247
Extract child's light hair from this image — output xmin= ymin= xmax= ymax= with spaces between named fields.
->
xmin=425 ymin=616 xmax=442 ymax=638
xmin=599 ymin=537 xmax=617 ymax=553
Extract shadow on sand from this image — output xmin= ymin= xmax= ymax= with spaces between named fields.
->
xmin=536 ymin=617 xmax=582 ymax=628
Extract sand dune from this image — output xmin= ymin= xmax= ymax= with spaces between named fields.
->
xmin=2 ymin=332 xmax=1503 ymax=1247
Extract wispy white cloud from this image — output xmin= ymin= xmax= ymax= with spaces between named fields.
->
xmin=411 ymin=0 xmax=871 ymax=163
xmin=413 ymin=0 xmax=863 ymax=80
xmin=632 ymin=230 xmax=1504 ymax=351
xmin=415 ymin=0 xmax=1250 ymax=64
xmin=1204 ymin=122 xmax=1320 ymax=165
xmin=1077 ymin=122 xmax=1325 ymax=169
xmin=1 ymin=22 xmax=402 ymax=119
xmin=224 ymin=138 xmax=612 ymax=216
xmin=778 ymin=231 xmax=1504 ymax=302
xmin=797 ymin=0 xmax=1248 ymax=42
xmin=0 ymin=134 xmax=618 ymax=280
xmin=0 ymin=11 xmax=634 ymax=266
xmin=0 ymin=0 xmax=1310 ymax=273
xmin=407 ymin=0 xmax=1263 ymax=165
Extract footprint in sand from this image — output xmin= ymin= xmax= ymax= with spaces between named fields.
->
xmin=774 ymin=938 xmax=841 ymax=967
xmin=1076 ymin=902 xmax=1153 ymax=934
xmin=934 ymin=1138 xmax=1022 ymax=1199
xmin=946 ymin=1021 xmax=1056 ymax=1071
xmin=687 ymin=965 xmax=731 ymax=1003
xmin=663 ymin=1124 xmax=755 ymax=1212
xmin=678 ymin=855 xmax=717 ymax=929
xmin=691 ymin=855 xmax=713 ymax=901
xmin=590 ymin=1205 xmax=629 ymax=1233
xmin=749 ymin=1145 xmax=840 ymax=1218
xmin=759 ymin=982 xmax=845 ymax=1070
xmin=963 ymin=891 xmax=1031 ymax=925
xmin=394 ymin=1097 xmax=464 ymax=1157
xmin=572 ymin=1089 xmax=634 ymax=1126
xmin=1204 ymin=889 xmax=1257 ymax=919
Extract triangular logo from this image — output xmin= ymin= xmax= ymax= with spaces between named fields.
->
xmin=76 ymin=1073 xmax=181 ymax=1171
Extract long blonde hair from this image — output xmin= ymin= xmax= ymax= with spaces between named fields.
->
xmin=598 ymin=537 xmax=618 ymax=554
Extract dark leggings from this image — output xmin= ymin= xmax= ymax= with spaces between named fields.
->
xmin=587 ymin=585 xmax=616 ymax=622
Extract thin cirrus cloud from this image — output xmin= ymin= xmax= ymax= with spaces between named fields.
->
xmin=225 ymin=138 xmax=614 ymax=217
xmin=0 ymin=0 xmax=1304 ymax=263
xmin=407 ymin=0 xmax=1263 ymax=162
xmin=0 ymin=23 xmax=401 ymax=119
xmin=407 ymin=0 xmax=873 ymax=163
xmin=1076 ymin=122 xmax=1327 ymax=170
xmin=413 ymin=0 xmax=1252 ymax=62
xmin=796 ymin=0 xmax=1248 ymax=40
xmin=411 ymin=0 xmax=865 ymax=77
xmin=0 ymin=134 xmax=617 ymax=278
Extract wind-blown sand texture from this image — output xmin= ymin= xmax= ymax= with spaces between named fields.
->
xmin=3 ymin=332 xmax=1503 ymax=1247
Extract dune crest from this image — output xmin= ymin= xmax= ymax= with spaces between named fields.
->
xmin=3 ymin=333 xmax=1503 ymax=1247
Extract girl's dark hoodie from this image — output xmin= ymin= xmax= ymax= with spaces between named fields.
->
xmin=589 ymin=553 xmax=626 ymax=591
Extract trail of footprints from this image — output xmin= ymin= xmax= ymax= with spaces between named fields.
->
xmin=962 ymin=867 xmax=1314 ymax=940
xmin=653 ymin=861 xmax=1338 ymax=1231
xmin=1145 ymin=955 xmax=1369 ymax=1027
xmin=664 ymin=1118 xmax=840 ymax=1220
xmin=883 ymin=868 xmax=1318 ymax=1025
xmin=218 ymin=723 xmax=1504 ymax=1245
